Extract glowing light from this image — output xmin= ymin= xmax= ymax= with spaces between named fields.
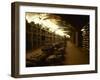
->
xmin=65 ymin=35 xmax=70 ymax=38
xmin=42 ymin=20 xmax=59 ymax=32
xmin=26 ymin=13 xmax=71 ymax=37
xmin=81 ymin=29 xmax=85 ymax=31
xmin=55 ymin=29 xmax=65 ymax=36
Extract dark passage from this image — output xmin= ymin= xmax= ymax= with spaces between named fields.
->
xmin=64 ymin=41 xmax=89 ymax=65
xmin=26 ymin=13 xmax=89 ymax=67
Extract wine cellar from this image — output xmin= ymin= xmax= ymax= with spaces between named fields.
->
xmin=26 ymin=13 xmax=89 ymax=67
xmin=81 ymin=24 xmax=89 ymax=51
xmin=26 ymin=20 xmax=67 ymax=67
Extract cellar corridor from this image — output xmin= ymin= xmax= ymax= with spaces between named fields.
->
xmin=64 ymin=40 xmax=89 ymax=65
xmin=26 ymin=13 xmax=89 ymax=67
xmin=26 ymin=40 xmax=89 ymax=67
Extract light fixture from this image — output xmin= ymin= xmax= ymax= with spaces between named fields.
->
xmin=81 ymin=29 xmax=85 ymax=31
xmin=26 ymin=13 xmax=71 ymax=37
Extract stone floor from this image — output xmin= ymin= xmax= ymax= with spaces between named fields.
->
xmin=64 ymin=41 xmax=89 ymax=65
xmin=26 ymin=40 xmax=89 ymax=67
